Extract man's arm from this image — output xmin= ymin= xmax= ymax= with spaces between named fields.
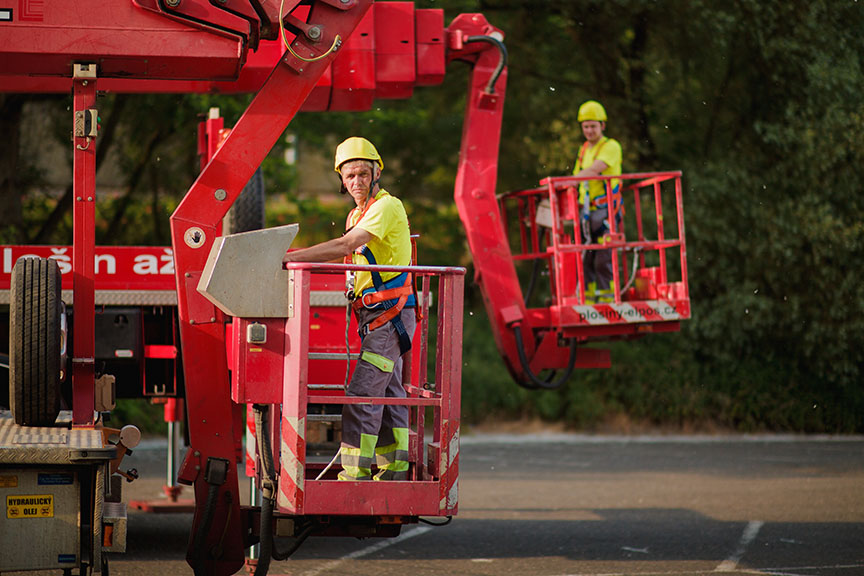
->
xmin=573 ymin=159 xmax=609 ymax=178
xmin=282 ymin=226 xmax=374 ymax=264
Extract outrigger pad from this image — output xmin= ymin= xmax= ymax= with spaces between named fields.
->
xmin=198 ymin=224 xmax=299 ymax=318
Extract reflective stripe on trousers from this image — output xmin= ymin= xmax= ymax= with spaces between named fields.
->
xmin=585 ymin=280 xmax=616 ymax=304
xmin=338 ymin=433 xmax=376 ymax=481
xmin=374 ymin=427 xmax=409 ymax=481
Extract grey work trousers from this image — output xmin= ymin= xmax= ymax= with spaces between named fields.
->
xmin=583 ymin=207 xmax=614 ymax=291
xmin=341 ymin=307 xmax=416 ymax=450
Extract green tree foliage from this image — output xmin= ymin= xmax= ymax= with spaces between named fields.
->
xmin=435 ymin=0 xmax=864 ymax=431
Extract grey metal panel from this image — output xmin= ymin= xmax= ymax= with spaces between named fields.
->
xmin=12 ymin=432 xmax=68 ymax=445
xmin=417 ymin=291 xmax=434 ymax=308
xmin=92 ymin=464 xmax=105 ymax=573
xmin=308 ymin=384 xmax=348 ymax=391
xmin=307 ymin=414 xmax=343 ymax=422
xmin=3 ymin=290 xmax=429 ymax=309
xmin=0 ymin=411 xmax=115 ymax=465
xmin=308 ymin=352 xmax=360 ymax=360
xmin=310 ymin=290 xmax=349 ymax=307
xmin=91 ymin=290 xmax=177 ymax=306
xmin=198 ymin=224 xmax=299 ymax=318
xmin=102 ymin=501 xmax=128 ymax=553
xmin=0 ymin=290 xmax=178 ymax=306
xmin=306 ymin=291 xmax=434 ymax=308
xmin=0 ymin=468 xmax=81 ymax=571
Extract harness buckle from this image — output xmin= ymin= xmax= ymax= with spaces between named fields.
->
xmin=345 ymin=270 xmax=356 ymax=301
xmin=360 ymin=291 xmax=379 ymax=310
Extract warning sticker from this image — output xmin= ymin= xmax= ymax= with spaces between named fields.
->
xmin=0 ymin=475 xmax=18 ymax=488
xmin=6 ymin=494 xmax=54 ymax=519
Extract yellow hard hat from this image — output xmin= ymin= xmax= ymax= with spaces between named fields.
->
xmin=334 ymin=137 xmax=384 ymax=174
xmin=578 ymin=100 xmax=607 ymax=122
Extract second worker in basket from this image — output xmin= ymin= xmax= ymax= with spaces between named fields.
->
xmin=282 ymin=137 xmax=416 ymax=481
xmin=572 ymin=100 xmax=623 ymax=304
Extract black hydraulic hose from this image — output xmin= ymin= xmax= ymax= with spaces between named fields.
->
xmin=253 ymin=404 xmax=316 ymax=571
xmin=524 ymin=233 xmax=546 ymax=306
xmin=419 ymin=516 xmax=453 ymax=526
xmin=192 ymin=483 xmax=220 ymax=576
xmin=254 ymin=405 xmax=277 ymax=481
xmin=464 ymin=35 xmax=508 ymax=94
xmin=253 ymin=404 xmax=275 ymax=576
xmin=521 ymin=235 xmax=562 ymax=387
xmin=271 ymin=523 xmax=318 ymax=561
xmin=255 ymin=494 xmax=274 ymax=576
xmin=524 ymin=255 xmax=542 ymax=306
xmin=512 ymin=324 xmax=578 ymax=390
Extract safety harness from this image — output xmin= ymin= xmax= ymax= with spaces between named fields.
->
xmin=345 ymin=191 xmax=417 ymax=356
xmin=577 ymin=137 xmax=621 ymax=211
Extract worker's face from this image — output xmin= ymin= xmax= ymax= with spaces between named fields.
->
xmin=341 ymin=160 xmax=378 ymax=206
xmin=581 ymin=120 xmax=605 ymax=144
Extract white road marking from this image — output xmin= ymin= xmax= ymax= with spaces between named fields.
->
xmin=460 ymin=434 xmax=864 ymax=446
xmin=715 ymin=520 xmax=764 ymax=572
xmin=302 ymin=526 xmax=432 ymax=576
xmin=556 ymin=571 xmax=798 ymax=576
xmin=762 ymin=564 xmax=864 ymax=575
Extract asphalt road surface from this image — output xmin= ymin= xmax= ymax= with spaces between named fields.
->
xmin=48 ymin=434 xmax=864 ymax=575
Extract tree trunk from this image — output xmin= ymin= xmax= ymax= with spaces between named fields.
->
xmin=32 ymin=95 xmax=128 ymax=244
xmin=103 ymin=128 xmax=163 ymax=242
xmin=0 ymin=95 xmax=26 ymax=243
xmin=627 ymin=11 xmax=657 ymax=169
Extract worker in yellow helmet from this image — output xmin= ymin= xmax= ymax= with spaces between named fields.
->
xmin=283 ymin=137 xmax=414 ymax=481
xmin=573 ymin=100 xmax=623 ymax=304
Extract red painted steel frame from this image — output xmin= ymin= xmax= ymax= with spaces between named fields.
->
xmin=168 ymin=3 xmax=373 ymax=574
xmin=0 ymin=4 xmax=448 ymax=114
xmin=447 ymin=15 xmax=528 ymax=381
xmin=71 ymin=74 xmax=97 ymax=426
xmin=0 ymin=0 xmax=246 ymax=80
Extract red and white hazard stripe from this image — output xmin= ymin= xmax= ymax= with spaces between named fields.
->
xmin=245 ymin=405 xmax=257 ymax=478
xmin=573 ymin=299 xmax=683 ymax=325
xmin=438 ymin=419 xmax=459 ymax=513
xmin=278 ymin=415 xmax=306 ymax=514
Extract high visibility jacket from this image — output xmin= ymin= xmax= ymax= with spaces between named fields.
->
xmin=345 ymin=189 xmax=411 ymax=295
xmin=574 ymin=137 xmax=623 ymax=211
xmin=345 ymin=189 xmax=416 ymax=355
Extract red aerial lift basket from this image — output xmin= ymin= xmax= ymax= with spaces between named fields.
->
xmin=499 ymin=171 xmax=690 ymax=341
xmin=231 ymin=262 xmax=465 ymax=518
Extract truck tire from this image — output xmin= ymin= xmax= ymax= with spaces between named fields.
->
xmin=224 ymin=167 xmax=266 ymax=234
xmin=9 ymin=257 xmax=63 ymax=426
xmin=0 ymin=353 xmax=9 ymax=410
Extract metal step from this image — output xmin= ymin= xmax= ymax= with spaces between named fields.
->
xmin=308 ymin=352 xmax=359 ymax=361
xmin=306 ymin=414 xmax=342 ymax=422
xmin=308 ymin=384 xmax=347 ymax=391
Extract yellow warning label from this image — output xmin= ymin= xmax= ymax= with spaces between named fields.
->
xmin=6 ymin=494 xmax=54 ymax=519
xmin=0 ymin=475 xmax=18 ymax=488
